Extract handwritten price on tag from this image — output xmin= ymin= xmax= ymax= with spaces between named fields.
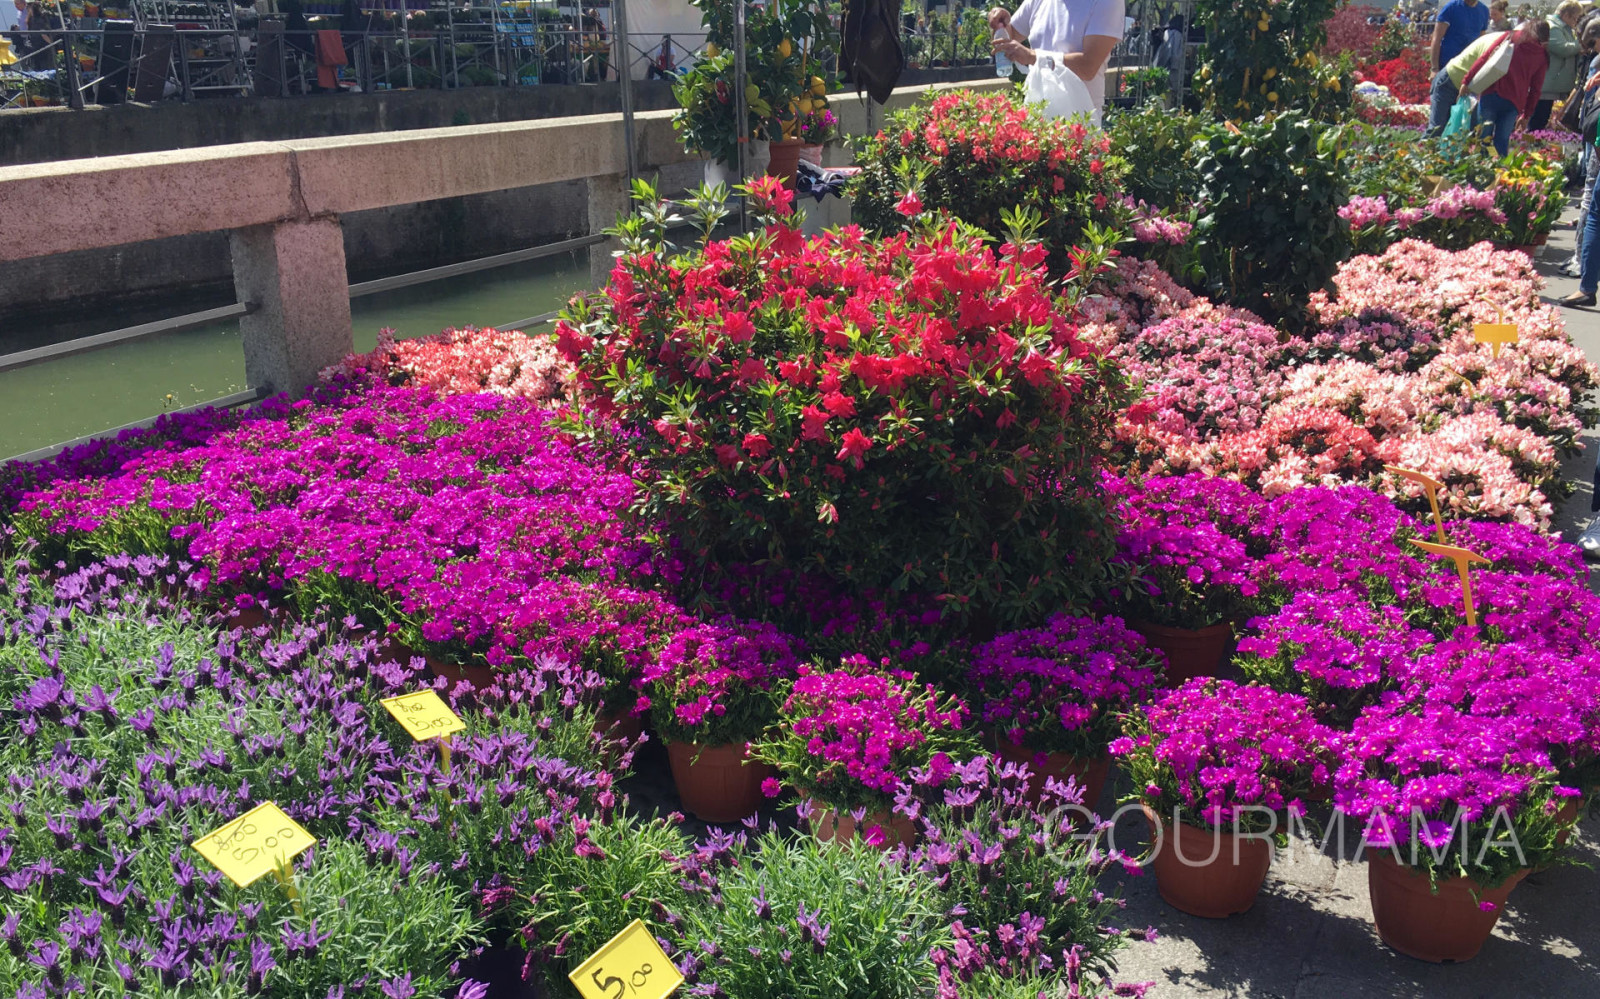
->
xmin=569 ymin=920 xmax=683 ymax=999
xmin=380 ymin=690 xmax=466 ymax=742
xmin=192 ymin=802 xmax=316 ymax=888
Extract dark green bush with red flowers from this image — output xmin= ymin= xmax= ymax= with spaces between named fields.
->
xmin=850 ymin=89 xmax=1130 ymax=269
xmin=556 ymin=177 xmax=1133 ymax=631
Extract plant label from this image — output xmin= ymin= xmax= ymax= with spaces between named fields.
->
xmin=568 ymin=919 xmax=683 ymax=999
xmin=1381 ymin=465 xmax=1447 ymax=542
xmin=1410 ymin=540 xmax=1493 ymax=628
xmin=380 ymin=689 xmax=466 ymax=741
xmin=192 ymin=802 xmax=317 ymax=888
xmin=1472 ymin=322 xmax=1518 ymax=358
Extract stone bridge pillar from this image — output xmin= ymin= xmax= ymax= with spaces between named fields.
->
xmin=230 ymin=217 xmax=353 ymax=396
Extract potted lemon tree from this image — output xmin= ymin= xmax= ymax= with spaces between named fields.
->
xmin=673 ymin=0 xmax=838 ymax=186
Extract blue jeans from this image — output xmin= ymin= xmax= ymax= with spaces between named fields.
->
xmin=1428 ymin=68 xmax=1460 ymax=135
xmin=1579 ymin=190 xmax=1600 ymax=295
xmin=1474 ymin=92 xmax=1519 ymax=157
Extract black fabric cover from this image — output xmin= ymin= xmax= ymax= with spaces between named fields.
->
xmin=841 ymin=0 xmax=904 ymax=105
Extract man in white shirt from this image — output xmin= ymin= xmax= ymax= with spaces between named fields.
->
xmin=989 ymin=0 xmax=1127 ymax=123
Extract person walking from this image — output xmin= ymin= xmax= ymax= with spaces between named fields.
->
xmin=1486 ymin=0 xmax=1512 ymax=33
xmin=1152 ymin=13 xmax=1185 ymax=104
xmin=1472 ymin=19 xmax=1549 ymax=156
xmin=987 ymin=0 xmax=1127 ymax=126
xmin=1533 ymin=0 xmax=1585 ymax=130
xmin=1561 ymin=40 xmax=1600 ymax=308
xmin=1561 ymin=22 xmax=1600 ymax=277
xmin=1431 ymin=0 xmax=1490 ymax=74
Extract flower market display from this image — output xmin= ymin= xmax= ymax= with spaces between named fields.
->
xmin=5 ymin=61 xmax=1600 ymax=995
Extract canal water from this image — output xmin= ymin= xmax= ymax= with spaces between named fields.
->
xmin=0 ymin=251 xmax=589 ymax=460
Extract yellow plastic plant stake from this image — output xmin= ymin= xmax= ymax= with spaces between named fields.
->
xmin=569 ymin=919 xmax=683 ymax=999
xmin=1410 ymin=540 xmax=1493 ymax=628
xmin=1382 ymin=465 xmax=1447 ymax=543
xmin=192 ymin=802 xmax=316 ymax=888
xmin=380 ymin=689 xmax=467 ymax=742
xmin=1472 ymin=302 xmax=1518 ymax=359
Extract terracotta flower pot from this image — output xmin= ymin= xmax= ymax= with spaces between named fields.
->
xmin=593 ymin=708 xmax=645 ymax=744
xmin=222 ymin=605 xmax=269 ymax=632
xmin=1366 ymin=850 xmax=1527 ymax=962
xmin=808 ymin=800 xmax=917 ymax=850
xmin=425 ymin=656 xmax=496 ymax=694
xmin=1142 ymin=806 xmax=1272 ymax=918
xmin=666 ymin=741 xmax=772 ymax=824
xmin=1130 ymin=621 xmax=1233 ymax=687
xmin=994 ymin=740 xmax=1111 ymax=812
xmin=1549 ymin=797 xmax=1582 ymax=849
xmin=765 ymin=138 xmax=806 ymax=191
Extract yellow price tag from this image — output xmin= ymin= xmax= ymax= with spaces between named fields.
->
xmin=569 ymin=920 xmax=683 ymax=999
xmin=380 ymin=689 xmax=467 ymax=741
xmin=191 ymin=802 xmax=316 ymax=888
xmin=1472 ymin=322 xmax=1518 ymax=359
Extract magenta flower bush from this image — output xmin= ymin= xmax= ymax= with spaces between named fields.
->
xmin=12 ymin=387 xmax=686 ymax=709
xmin=638 ymin=617 xmax=801 ymax=745
xmin=751 ymin=659 xmax=975 ymax=812
xmin=1331 ymin=700 xmax=1577 ymax=886
xmin=1106 ymin=473 xmax=1268 ymax=629
xmin=969 ymin=613 xmax=1164 ymax=758
xmin=1111 ymin=679 xmax=1332 ymax=833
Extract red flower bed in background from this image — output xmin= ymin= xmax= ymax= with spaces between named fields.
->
xmin=1357 ymin=47 xmax=1432 ymax=105
xmin=1323 ymin=3 xmax=1385 ymax=62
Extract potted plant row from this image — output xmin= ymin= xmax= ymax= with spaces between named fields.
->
xmin=1112 ymin=678 xmax=1331 ymax=919
xmin=640 ymin=617 xmax=798 ymax=823
xmin=751 ymin=658 xmax=975 ymax=849
xmin=968 ymin=612 xmax=1164 ymax=811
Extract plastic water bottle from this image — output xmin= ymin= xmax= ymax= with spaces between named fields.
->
xmin=994 ymin=29 xmax=1012 ymax=77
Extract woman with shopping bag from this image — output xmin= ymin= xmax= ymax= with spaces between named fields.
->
xmin=988 ymin=0 xmax=1126 ymax=126
xmin=1469 ymin=20 xmax=1549 ymax=155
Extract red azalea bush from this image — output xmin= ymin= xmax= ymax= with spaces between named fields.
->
xmin=558 ymin=178 xmax=1132 ymax=629
xmin=849 ymin=89 xmax=1129 ymax=269
xmin=1323 ymin=4 xmax=1385 ymax=63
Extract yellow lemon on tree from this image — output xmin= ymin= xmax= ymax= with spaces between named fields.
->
xmin=706 ymin=42 xmax=720 ymax=57
xmin=778 ymin=37 xmax=793 ymax=59
xmin=811 ymin=76 xmax=826 ymax=96
xmin=1263 ymin=66 xmax=1276 ymax=80
xmin=1258 ymin=19 xmax=1269 ymax=31
xmin=798 ymin=97 xmax=814 ymax=113
xmin=1268 ymin=90 xmax=1279 ymax=102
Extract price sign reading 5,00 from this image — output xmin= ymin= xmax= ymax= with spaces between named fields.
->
xmin=380 ymin=689 xmax=466 ymax=742
xmin=568 ymin=920 xmax=683 ymax=999
xmin=191 ymin=802 xmax=317 ymax=888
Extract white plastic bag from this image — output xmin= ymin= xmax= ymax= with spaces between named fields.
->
xmin=1024 ymin=52 xmax=1096 ymax=121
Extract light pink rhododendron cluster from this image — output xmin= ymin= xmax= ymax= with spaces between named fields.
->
xmin=1105 ymin=241 xmax=1594 ymax=528
xmin=321 ymin=326 xmax=576 ymax=406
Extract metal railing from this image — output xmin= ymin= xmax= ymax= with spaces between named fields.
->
xmin=0 ymin=21 xmax=710 ymax=106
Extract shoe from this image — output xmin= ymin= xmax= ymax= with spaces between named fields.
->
xmin=1559 ymin=291 xmax=1597 ymax=307
xmin=1580 ymin=517 xmax=1600 ymax=554
xmin=1562 ymin=257 xmax=1582 ymax=277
